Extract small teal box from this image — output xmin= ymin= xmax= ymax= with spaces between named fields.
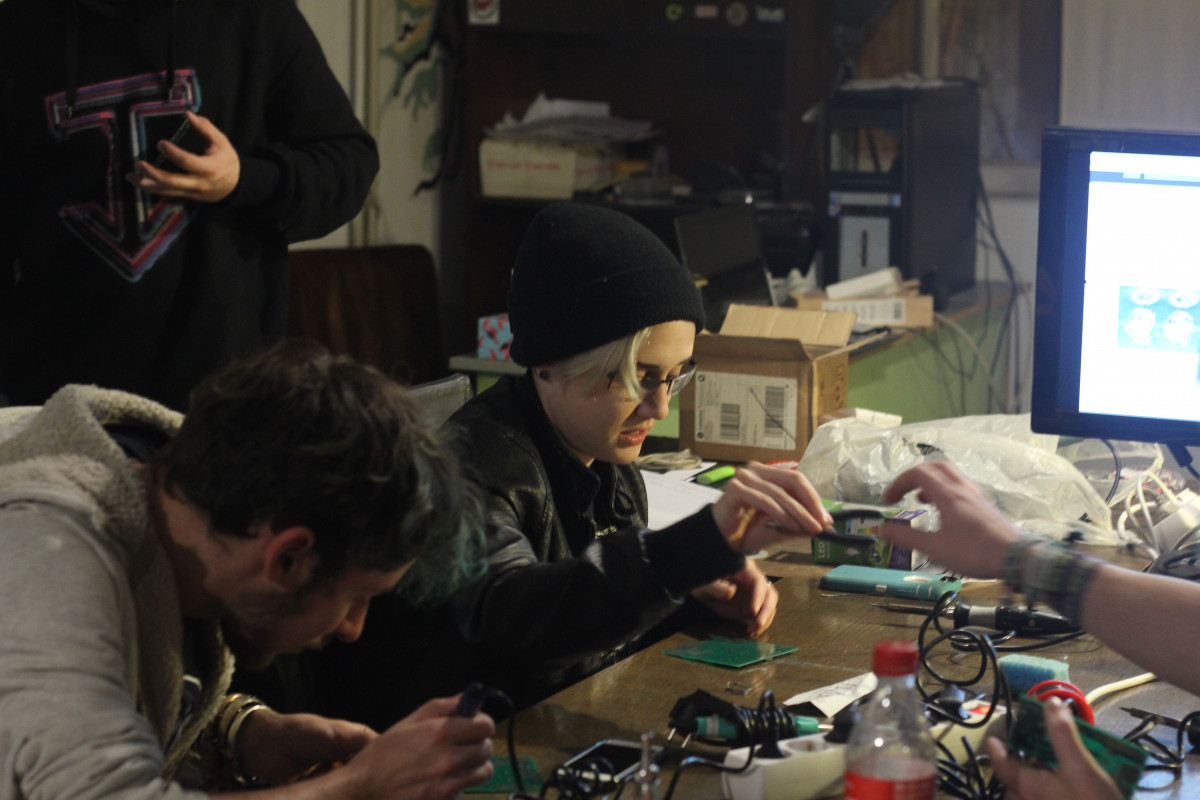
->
xmin=477 ymin=313 xmax=512 ymax=361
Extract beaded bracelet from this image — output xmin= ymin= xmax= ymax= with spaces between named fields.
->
xmin=1009 ymin=539 xmax=1103 ymax=624
xmin=1053 ymin=550 xmax=1102 ymax=623
xmin=1002 ymin=535 xmax=1048 ymax=594
xmin=1023 ymin=542 xmax=1072 ymax=604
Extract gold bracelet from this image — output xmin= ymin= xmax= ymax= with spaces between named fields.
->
xmin=226 ymin=701 xmax=266 ymax=760
xmin=213 ymin=693 xmax=267 ymax=761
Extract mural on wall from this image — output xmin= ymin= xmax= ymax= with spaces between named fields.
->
xmin=382 ymin=0 xmax=445 ymax=186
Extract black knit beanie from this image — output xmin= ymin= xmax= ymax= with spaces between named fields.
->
xmin=507 ymin=204 xmax=706 ymax=366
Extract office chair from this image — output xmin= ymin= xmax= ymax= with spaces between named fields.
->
xmin=287 ymin=244 xmax=448 ymax=385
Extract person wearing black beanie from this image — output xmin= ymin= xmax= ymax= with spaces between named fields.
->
xmin=506 ymin=202 xmax=707 ymax=367
xmin=304 ymin=204 xmax=834 ymax=724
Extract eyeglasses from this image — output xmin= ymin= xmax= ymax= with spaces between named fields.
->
xmin=608 ymin=360 xmax=698 ymax=401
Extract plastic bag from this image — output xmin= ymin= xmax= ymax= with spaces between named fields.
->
xmin=797 ymin=413 xmax=1119 ymax=543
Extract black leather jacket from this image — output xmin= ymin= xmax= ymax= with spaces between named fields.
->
xmin=294 ymin=372 xmax=747 ymax=724
xmin=445 ymin=372 xmax=745 ymax=701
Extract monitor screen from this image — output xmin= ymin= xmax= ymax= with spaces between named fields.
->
xmin=1032 ymin=126 xmax=1200 ymax=448
xmin=673 ymin=205 xmax=776 ymax=333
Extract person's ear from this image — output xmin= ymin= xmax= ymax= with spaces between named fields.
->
xmin=263 ymin=526 xmax=318 ymax=590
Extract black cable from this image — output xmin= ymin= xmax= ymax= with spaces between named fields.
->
xmin=1168 ymin=442 xmax=1200 ymax=484
xmin=672 ymin=688 xmax=813 ymax=750
xmin=912 ymin=598 xmax=1013 ymax=800
xmin=661 ymin=748 xmax=755 ymax=800
xmin=923 ymin=590 xmax=1087 ymax=653
xmin=469 ymin=687 xmax=525 ymax=797
xmin=915 ymin=597 xmax=1009 ymax=734
xmin=661 ymin=690 xmax=817 ymax=800
xmin=934 ymin=734 xmax=1005 ymax=800
xmin=1122 ymin=708 xmax=1200 ymax=787
xmin=975 ymin=171 xmax=1021 ymax=410
xmin=530 ymin=691 xmax=782 ymax=800
xmin=1098 ymin=438 xmax=1125 ymax=505
xmin=919 ymin=326 xmax=975 ymax=416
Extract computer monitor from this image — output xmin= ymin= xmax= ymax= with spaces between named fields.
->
xmin=673 ymin=205 xmax=776 ymax=332
xmin=1032 ymin=125 xmax=1200 ymax=463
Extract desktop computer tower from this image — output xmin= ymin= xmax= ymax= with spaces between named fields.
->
xmin=824 ymin=80 xmax=980 ymax=299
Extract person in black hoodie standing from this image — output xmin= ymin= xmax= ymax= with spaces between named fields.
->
xmin=0 ymin=0 xmax=379 ymax=410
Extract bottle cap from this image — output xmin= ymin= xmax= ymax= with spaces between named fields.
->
xmin=872 ymin=639 xmax=919 ymax=676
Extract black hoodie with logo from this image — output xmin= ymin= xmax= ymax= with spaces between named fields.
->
xmin=0 ymin=0 xmax=379 ymax=409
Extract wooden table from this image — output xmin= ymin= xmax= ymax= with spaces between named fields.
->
xmin=493 ymin=548 xmax=1200 ymax=799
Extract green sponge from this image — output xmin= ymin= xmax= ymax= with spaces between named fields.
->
xmin=999 ymin=654 xmax=1070 ymax=695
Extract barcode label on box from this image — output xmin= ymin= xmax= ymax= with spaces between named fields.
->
xmin=693 ymin=372 xmax=798 ymax=450
xmin=821 ymin=298 xmax=908 ymax=326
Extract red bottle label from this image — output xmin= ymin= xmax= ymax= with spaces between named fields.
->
xmin=844 ymin=771 xmax=936 ymax=800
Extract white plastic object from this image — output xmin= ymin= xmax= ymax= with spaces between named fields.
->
xmin=1153 ymin=491 xmax=1200 ymax=551
xmin=720 ymin=704 xmax=999 ymax=800
xmin=722 ymin=733 xmax=845 ymax=800
xmin=798 ymin=413 xmax=1118 ymax=545
xmin=824 ymin=267 xmax=905 ymax=300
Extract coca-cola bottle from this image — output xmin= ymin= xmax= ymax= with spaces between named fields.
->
xmin=844 ymin=639 xmax=938 ymax=800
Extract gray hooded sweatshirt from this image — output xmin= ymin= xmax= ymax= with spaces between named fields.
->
xmin=0 ymin=386 xmax=232 ymax=800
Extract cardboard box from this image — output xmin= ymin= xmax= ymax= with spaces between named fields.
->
xmin=476 ymin=313 xmax=512 ymax=361
xmin=679 ymin=305 xmax=871 ymax=462
xmin=479 ymin=139 xmax=615 ymax=199
xmin=791 ymin=289 xmax=934 ymax=329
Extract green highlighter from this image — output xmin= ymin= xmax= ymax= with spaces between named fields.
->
xmin=694 ymin=465 xmax=736 ymax=486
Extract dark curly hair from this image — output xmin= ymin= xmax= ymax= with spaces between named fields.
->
xmin=154 ymin=340 xmax=484 ymax=603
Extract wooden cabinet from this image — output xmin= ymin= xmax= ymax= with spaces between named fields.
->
xmin=437 ymin=0 xmax=834 ymax=354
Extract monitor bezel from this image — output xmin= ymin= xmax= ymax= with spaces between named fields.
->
xmin=1031 ymin=125 xmax=1200 ymax=446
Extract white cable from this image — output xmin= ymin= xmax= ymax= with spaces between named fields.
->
xmin=635 ymin=450 xmax=703 ymax=472
xmin=1085 ymin=672 xmax=1157 ymax=707
xmin=931 ymin=312 xmax=1012 ymax=414
xmin=1134 ymin=479 xmax=1160 ymax=557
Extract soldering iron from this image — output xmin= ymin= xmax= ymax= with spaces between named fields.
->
xmin=881 ymin=599 xmax=1078 ymax=636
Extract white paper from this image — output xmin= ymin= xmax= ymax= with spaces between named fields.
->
xmin=640 ymin=469 xmax=722 ymax=530
xmin=649 ymin=461 xmax=717 ymax=482
xmin=487 ymin=92 xmax=657 ymax=142
xmin=785 ymin=672 xmax=877 ymax=718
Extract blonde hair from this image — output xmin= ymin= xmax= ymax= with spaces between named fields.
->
xmin=552 ymin=327 xmax=654 ymax=398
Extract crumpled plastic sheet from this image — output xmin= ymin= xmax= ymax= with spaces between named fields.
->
xmin=796 ymin=413 xmax=1121 ymax=544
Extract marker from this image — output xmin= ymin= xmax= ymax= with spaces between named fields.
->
xmin=695 ymin=465 xmax=736 ymax=486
